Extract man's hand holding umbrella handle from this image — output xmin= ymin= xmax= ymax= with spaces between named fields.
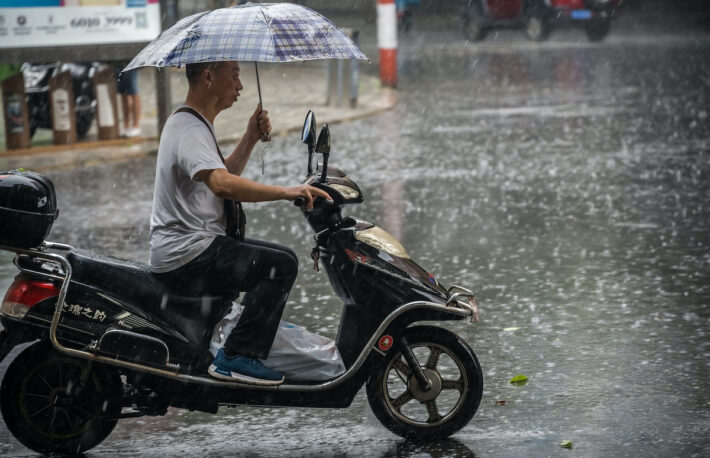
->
xmin=258 ymin=105 xmax=271 ymax=142
xmin=249 ymin=104 xmax=271 ymax=143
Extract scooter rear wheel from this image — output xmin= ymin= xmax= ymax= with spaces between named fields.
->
xmin=366 ymin=326 xmax=483 ymax=440
xmin=0 ymin=342 xmax=123 ymax=455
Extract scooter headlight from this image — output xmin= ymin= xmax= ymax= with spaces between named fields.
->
xmin=329 ymin=183 xmax=360 ymax=201
xmin=355 ymin=226 xmax=409 ymax=258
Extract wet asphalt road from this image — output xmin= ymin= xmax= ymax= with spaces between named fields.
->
xmin=2 ymin=20 xmax=710 ymax=458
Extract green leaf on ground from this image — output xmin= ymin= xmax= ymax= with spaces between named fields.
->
xmin=560 ymin=440 xmax=573 ymax=449
xmin=509 ymin=374 xmax=528 ymax=384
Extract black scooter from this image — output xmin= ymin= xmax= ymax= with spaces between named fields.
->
xmin=0 ymin=111 xmax=482 ymax=455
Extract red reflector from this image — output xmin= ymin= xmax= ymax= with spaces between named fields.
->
xmin=3 ymin=276 xmax=59 ymax=308
xmin=378 ymin=335 xmax=394 ymax=351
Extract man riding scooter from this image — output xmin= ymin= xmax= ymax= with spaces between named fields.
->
xmin=149 ymin=60 xmax=331 ymax=385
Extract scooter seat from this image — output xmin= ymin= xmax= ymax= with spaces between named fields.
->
xmin=66 ymin=249 xmax=231 ymax=348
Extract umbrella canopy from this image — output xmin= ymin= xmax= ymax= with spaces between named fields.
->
xmin=123 ymin=2 xmax=367 ymax=72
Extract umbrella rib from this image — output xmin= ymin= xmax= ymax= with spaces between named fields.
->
xmin=257 ymin=5 xmax=278 ymax=63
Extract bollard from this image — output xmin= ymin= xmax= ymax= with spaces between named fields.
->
xmin=377 ymin=0 xmax=397 ymax=88
xmin=49 ymin=71 xmax=76 ymax=146
xmin=156 ymin=0 xmax=177 ymax=137
xmin=349 ymin=30 xmax=360 ymax=108
xmin=337 ymin=59 xmax=344 ymax=107
xmin=93 ymin=67 xmax=119 ymax=140
xmin=156 ymin=68 xmax=172 ymax=136
xmin=1 ymin=72 xmax=31 ymax=150
xmin=325 ymin=28 xmax=360 ymax=108
xmin=325 ymin=60 xmax=335 ymax=106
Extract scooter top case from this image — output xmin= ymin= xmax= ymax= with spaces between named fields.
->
xmin=0 ymin=170 xmax=59 ymax=249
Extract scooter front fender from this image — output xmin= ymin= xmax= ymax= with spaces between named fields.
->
xmin=398 ymin=307 xmax=469 ymax=325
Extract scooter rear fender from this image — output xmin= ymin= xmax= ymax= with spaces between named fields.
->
xmin=0 ymin=317 xmax=43 ymax=364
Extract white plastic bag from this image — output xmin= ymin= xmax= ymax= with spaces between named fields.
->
xmin=210 ymin=303 xmax=346 ymax=381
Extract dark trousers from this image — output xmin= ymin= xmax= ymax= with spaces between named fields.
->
xmin=155 ymin=236 xmax=298 ymax=359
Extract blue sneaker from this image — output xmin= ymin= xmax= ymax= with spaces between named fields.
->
xmin=208 ymin=349 xmax=284 ymax=385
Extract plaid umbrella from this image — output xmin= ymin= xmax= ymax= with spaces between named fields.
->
xmin=123 ymin=2 xmax=367 ymax=71
xmin=123 ymin=2 xmax=366 ymax=142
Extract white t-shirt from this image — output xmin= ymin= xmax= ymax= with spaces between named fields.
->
xmin=149 ymin=106 xmax=227 ymax=273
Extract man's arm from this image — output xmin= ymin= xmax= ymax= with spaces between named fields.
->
xmin=197 ymin=168 xmax=331 ymax=210
xmin=224 ymin=104 xmax=271 ymax=175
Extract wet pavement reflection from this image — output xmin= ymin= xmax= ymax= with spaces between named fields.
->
xmin=2 ymin=32 xmax=709 ymax=457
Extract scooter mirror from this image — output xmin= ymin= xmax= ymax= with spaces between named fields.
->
xmin=301 ymin=111 xmax=316 ymax=147
xmin=302 ymin=111 xmax=317 ymax=176
xmin=316 ymin=124 xmax=330 ymax=182
xmin=315 ymin=124 xmax=330 ymax=155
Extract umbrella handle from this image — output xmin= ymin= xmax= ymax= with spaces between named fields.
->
xmin=255 ymin=62 xmax=271 ymax=142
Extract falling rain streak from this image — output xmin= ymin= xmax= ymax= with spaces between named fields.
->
xmin=1 ymin=9 xmax=709 ymax=458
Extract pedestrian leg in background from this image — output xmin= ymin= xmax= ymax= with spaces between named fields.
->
xmin=116 ymin=68 xmax=142 ymax=138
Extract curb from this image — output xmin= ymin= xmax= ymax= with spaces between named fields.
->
xmin=1 ymin=89 xmax=396 ymax=174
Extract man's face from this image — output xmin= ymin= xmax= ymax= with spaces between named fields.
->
xmin=208 ymin=61 xmax=243 ymax=111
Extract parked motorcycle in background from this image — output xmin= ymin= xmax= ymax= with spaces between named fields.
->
xmin=22 ymin=62 xmax=100 ymax=139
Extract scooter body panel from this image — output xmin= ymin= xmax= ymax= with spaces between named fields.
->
xmin=310 ymin=213 xmax=451 ymax=366
xmin=21 ymin=278 xmax=222 ymax=373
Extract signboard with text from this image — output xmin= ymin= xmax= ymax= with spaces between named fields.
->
xmin=0 ymin=0 xmax=161 ymax=48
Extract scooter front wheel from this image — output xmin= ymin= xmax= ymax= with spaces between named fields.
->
xmin=366 ymin=326 xmax=483 ymax=440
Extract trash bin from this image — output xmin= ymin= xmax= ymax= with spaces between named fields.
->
xmin=49 ymin=71 xmax=77 ymax=145
xmin=2 ymin=72 xmax=31 ymax=150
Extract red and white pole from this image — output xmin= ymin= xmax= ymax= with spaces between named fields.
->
xmin=377 ymin=0 xmax=397 ymax=88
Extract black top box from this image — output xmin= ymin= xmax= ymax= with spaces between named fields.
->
xmin=0 ymin=170 xmax=59 ymax=249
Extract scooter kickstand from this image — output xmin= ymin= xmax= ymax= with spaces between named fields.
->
xmin=398 ymin=336 xmax=432 ymax=392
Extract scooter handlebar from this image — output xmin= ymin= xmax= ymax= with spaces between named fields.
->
xmin=293 ymin=197 xmax=334 ymax=208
